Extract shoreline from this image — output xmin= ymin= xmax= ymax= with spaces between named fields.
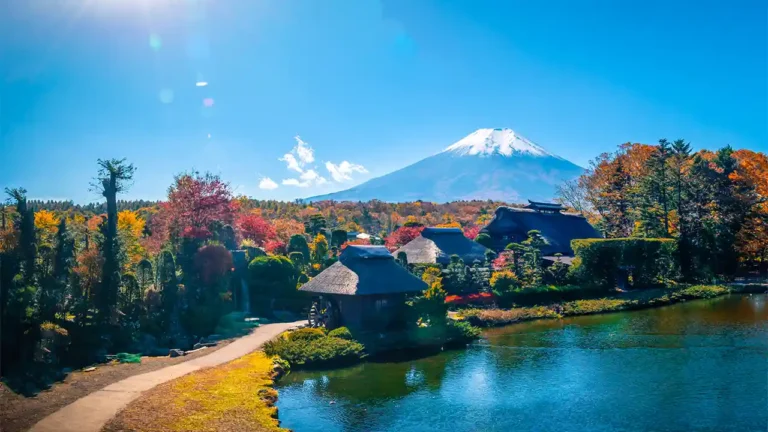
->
xmin=458 ymin=284 xmax=767 ymax=328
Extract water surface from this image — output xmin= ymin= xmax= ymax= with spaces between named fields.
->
xmin=277 ymin=294 xmax=767 ymax=432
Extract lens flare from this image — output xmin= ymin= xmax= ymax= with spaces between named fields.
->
xmin=158 ymin=89 xmax=174 ymax=104
xmin=203 ymin=98 xmax=214 ymax=107
xmin=149 ymin=34 xmax=162 ymax=51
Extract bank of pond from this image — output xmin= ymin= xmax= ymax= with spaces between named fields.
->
xmin=266 ymin=283 xmax=765 ymax=372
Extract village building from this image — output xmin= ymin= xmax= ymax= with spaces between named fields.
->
xmin=394 ymin=227 xmax=491 ymax=266
xmin=480 ymin=201 xmax=601 ymax=258
xmin=299 ymin=245 xmax=427 ymax=331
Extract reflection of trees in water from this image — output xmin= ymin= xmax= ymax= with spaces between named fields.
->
xmin=279 ymin=351 xmax=459 ymax=431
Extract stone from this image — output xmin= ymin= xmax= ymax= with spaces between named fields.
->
xmin=169 ymin=349 xmax=185 ymax=358
xmin=192 ymin=342 xmax=218 ymax=350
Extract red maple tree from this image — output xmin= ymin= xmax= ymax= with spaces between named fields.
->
xmin=148 ymin=172 xmax=236 ymax=244
xmin=237 ymin=213 xmax=276 ymax=246
xmin=385 ymin=226 xmax=424 ymax=251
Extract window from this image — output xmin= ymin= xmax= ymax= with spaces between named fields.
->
xmin=375 ymin=298 xmax=388 ymax=311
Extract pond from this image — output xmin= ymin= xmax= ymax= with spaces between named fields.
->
xmin=276 ymin=294 xmax=768 ymax=432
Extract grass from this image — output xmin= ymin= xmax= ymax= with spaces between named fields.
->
xmin=561 ymin=298 xmax=632 ymax=315
xmin=460 ymin=285 xmax=735 ymax=327
xmin=104 ymin=351 xmax=286 ymax=432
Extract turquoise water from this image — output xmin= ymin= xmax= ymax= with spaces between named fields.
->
xmin=276 ymin=294 xmax=768 ymax=432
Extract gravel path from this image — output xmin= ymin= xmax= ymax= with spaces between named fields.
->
xmin=28 ymin=321 xmax=303 ymax=432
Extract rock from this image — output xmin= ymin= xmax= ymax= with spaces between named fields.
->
xmin=193 ymin=342 xmax=218 ymax=350
xmin=184 ymin=346 xmax=208 ymax=355
xmin=169 ymin=349 xmax=185 ymax=358
xmin=83 ymin=366 xmax=97 ymax=372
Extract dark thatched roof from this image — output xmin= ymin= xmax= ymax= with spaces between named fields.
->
xmin=525 ymin=200 xmax=564 ymax=212
xmin=393 ymin=227 xmax=491 ymax=265
xmin=481 ymin=206 xmax=601 ymax=255
xmin=299 ymin=245 xmax=427 ymax=296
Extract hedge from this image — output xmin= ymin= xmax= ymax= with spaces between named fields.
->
xmin=570 ymin=238 xmax=677 ymax=290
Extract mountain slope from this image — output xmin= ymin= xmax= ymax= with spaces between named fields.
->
xmin=307 ymin=128 xmax=584 ymax=203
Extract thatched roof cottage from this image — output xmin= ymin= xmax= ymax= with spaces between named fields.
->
xmin=299 ymin=245 xmax=427 ymax=331
xmin=480 ymin=201 xmax=601 ymax=256
xmin=394 ymin=227 xmax=491 ymax=266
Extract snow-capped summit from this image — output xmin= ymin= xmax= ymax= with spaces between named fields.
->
xmin=443 ymin=128 xmax=554 ymax=158
xmin=307 ymin=128 xmax=583 ymax=203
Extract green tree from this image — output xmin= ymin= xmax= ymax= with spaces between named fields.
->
xmin=287 ymin=234 xmax=310 ymax=261
xmin=443 ymin=254 xmax=468 ymax=294
xmin=92 ymin=158 xmax=135 ymax=321
xmin=304 ymin=214 xmax=327 ymax=236
xmin=136 ymin=258 xmax=153 ymax=294
xmin=248 ymin=256 xmax=300 ymax=300
xmin=330 ymin=229 xmax=348 ymax=248
xmin=39 ymin=219 xmax=74 ymax=322
xmin=474 ymin=232 xmax=494 ymax=249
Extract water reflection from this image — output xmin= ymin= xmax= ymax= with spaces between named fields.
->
xmin=277 ymin=295 xmax=768 ymax=432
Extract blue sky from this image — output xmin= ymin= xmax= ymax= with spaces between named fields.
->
xmin=1 ymin=0 xmax=766 ymax=203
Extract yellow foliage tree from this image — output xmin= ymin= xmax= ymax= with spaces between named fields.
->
xmin=34 ymin=209 xmax=59 ymax=247
xmin=310 ymin=233 xmax=329 ymax=265
xmin=117 ymin=210 xmax=146 ymax=270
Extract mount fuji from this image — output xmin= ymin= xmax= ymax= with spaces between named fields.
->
xmin=307 ymin=128 xmax=584 ymax=203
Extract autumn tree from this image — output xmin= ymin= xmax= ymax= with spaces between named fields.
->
xmin=384 ymin=226 xmax=424 ymax=251
xmin=152 ymin=172 xmax=235 ymax=243
xmin=34 ymin=209 xmax=59 ymax=248
xmin=117 ymin=210 xmax=146 ymax=271
xmin=311 ymin=233 xmax=329 ymax=266
xmin=236 ymin=213 xmax=276 ymax=246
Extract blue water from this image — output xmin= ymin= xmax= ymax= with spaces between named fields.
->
xmin=276 ymin=294 xmax=768 ymax=432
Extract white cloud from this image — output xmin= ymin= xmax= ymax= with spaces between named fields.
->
xmin=258 ymin=177 xmax=279 ymax=190
xmin=325 ymin=160 xmax=368 ymax=182
xmin=282 ymin=178 xmax=303 ymax=187
xmin=282 ymin=169 xmax=328 ymax=188
xmin=294 ymin=136 xmax=315 ymax=164
xmin=279 ymin=153 xmax=302 ymax=173
xmin=279 ymin=136 xmax=315 ymax=173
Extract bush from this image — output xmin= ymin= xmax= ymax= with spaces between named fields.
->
xmin=504 ymin=284 xmax=606 ymax=307
xmin=286 ymin=327 xmax=326 ymax=342
xmin=263 ymin=332 xmax=365 ymax=368
xmin=327 ymin=326 xmax=353 ymax=340
xmin=570 ymin=238 xmax=678 ymax=290
xmin=671 ymin=285 xmax=729 ymax=300
xmin=446 ymin=320 xmax=481 ymax=342
xmin=461 ymin=306 xmax=559 ymax=327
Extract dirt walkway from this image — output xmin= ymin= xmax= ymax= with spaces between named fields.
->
xmin=28 ymin=321 xmax=303 ymax=432
xmin=1 ymin=339 xmax=233 ymax=432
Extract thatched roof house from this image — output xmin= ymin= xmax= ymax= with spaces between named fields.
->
xmin=480 ymin=202 xmax=601 ymax=255
xmin=300 ymin=245 xmax=427 ymax=296
xmin=299 ymin=245 xmax=427 ymax=330
xmin=394 ymin=227 xmax=490 ymax=266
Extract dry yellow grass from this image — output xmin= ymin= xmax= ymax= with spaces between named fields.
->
xmin=104 ymin=351 xmax=286 ymax=432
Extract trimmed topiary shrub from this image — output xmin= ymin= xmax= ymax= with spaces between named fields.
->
xmin=327 ymin=326 xmax=353 ymax=340
xmin=263 ymin=331 xmax=365 ymax=368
